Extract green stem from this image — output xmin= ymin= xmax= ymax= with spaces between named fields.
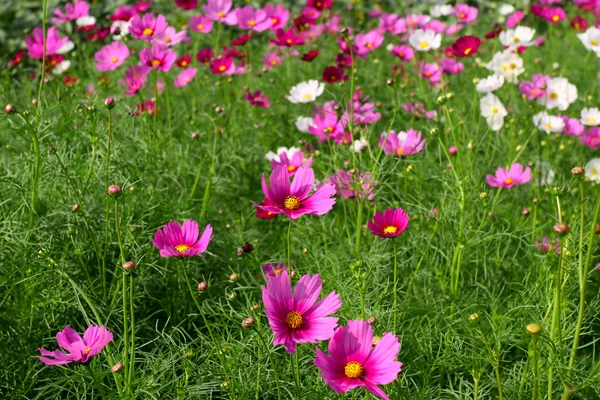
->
xmin=114 ymin=200 xmax=130 ymax=394
xmin=103 ymin=109 xmax=112 ymax=297
xmin=127 ymin=273 xmax=135 ymax=393
xmin=532 ymin=336 xmax=539 ymax=400
xmin=354 ymin=200 xmax=363 ymax=256
xmin=37 ymin=0 xmax=48 ymax=115
xmin=286 ymin=219 xmax=293 ymax=271
xmin=293 ymin=350 xmax=301 ymax=400
xmin=200 ymin=126 xmax=218 ymax=219
xmin=393 ymin=240 xmax=398 ymax=334
xmin=549 ymin=196 xmax=565 ymax=399
xmin=255 ymin=327 xmax=282 ymax=400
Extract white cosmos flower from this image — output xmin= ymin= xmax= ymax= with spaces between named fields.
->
xmin=76 ymin=15 xmax=96 ymax=27
xmin=498 ymin=4 xmax=516 ymax=16
xmin=52 ymin=60 xmax=71 ymax=75
xmin=430 ymin=5 xmax=452 ymax=18
xmin=499 ymin=26 xmax=536 ymax=49
xmin=265 ymin=147 xmax=300 ymax=162
xmin=535 ymin=161 xmax=555 ymax=185
xmin=409 ymin=29 xmax=442 ymax=52
xmin=476 ymin=74 xmax=505 ymax=93
xmin=56 ymin=40 xmax=75 ymax=54
xmin=112 ymin=20 xmax=130 ymax=41
xmin=351 ymin=138 xmax=369 ymax=153
xmin=577 ymin=27 xmax=600 ymax=56
xmin=581 ymin=107 xmax=600 ymax=126
xmin=533 ymin=111 xmax=565 ymax=133
xmin=295 ymin=116 xmax=314 ymax=132
xmin=288 ymin=80 xmax=324 ymax=103
xmin=537 ymin=77 xmax=578 ymax=111
xmin=585 ymin=158 xmax=600 ymax=183
xmin=486 ymin=50 xmax=524 ymax=84
xmin=480 ymin=93 xmax=508 ymax=131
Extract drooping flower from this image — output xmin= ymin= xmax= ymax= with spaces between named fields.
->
xmin=585 ymin=158 xmax=600 ymax=183
xmin=134 ymin=99 xmax=156 ymax=116
xmin=262 ymin=271 xmax=342 ymax=353
xmin=536 ymin=237 xmax=560 ymax=254
xmin=409 ymin=29 xmax=442 ymax=52
xmin=25 ymin=27 xmax=70 ymax=59
xmin=256 ymin=166 xmax=336 ymax=221
xmin=51 ymin=1 xmax=90 ymax=25
xmin=480 ymin=93 xmax=508 ymax=131
xmin=314 ymin=319 xmax=402 ymax=400
xmin=130 ymin=13 xmax=168 ymax=41
xmin=174 ymin=68 xmax=197 ymax=88
xmin=140 ymin=44 xmax=177 ymax=72
xmin=94 ymin=42 xmax=130 ymax=71
xmin=152 ymin=220 xmax=212 ymax=257
xmin=476 ymin=74 xmax=504 ymax=93
xmin=288 ymin=80 xmax=324 ymax=104
xmin=368 ymin=208 xmax=409 ymax=238
xmin=244 ymin=91 xmax=270 ymax=108
xmin=451 ymin=35 xmax=481 ymax=57
xmin=378 ymin=130 xmax=425 ymax=157
xmin=39 ymin=326 xmax=113 ymax=365
xmin=486 ymin=164 xmax=532 ymax=188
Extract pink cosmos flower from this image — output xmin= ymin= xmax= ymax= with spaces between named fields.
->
xmin=571 ymin=16 xmax=588 ymax=30
xmin=263 ymin=52 xmax=282 ymax=69
xmin=506 ymin=11 xmax=525 ymax=28
xmin=267 ymin=148 xmax=312 ymax=175
xmin=519 ymin=74 xmax=550 ymax=100
xmin=152 ymin=220 xmax=213 ymax=257
xmin=445 ymin=23 xmax=464 ymax=35
xmin=244 ymin=91 xmax=270 ymax=108
xmin=379 ymin=13 xmax=407 ymax=35
xmin=130 ymin=13 xmax=168 ymax=41
xmin=110 ymin=5 xmax=137 ymax=22
xmin=175 ymin=0 xmax=197 ymax=10
xmin=139 ymin=44 xmax=177 ymax=72
xmin=308 ymin=111 xmax=344 ymax=142
xmin=353 ymin=30 xmax=385 ymax=58
xmin=270 ymin=28 xmax=305 ymax=47
xmin=153 ymin=27 xmax=189 ymax=47
xmin=256 ymin=4 xmax=289 ymax=31
xmin=202 ymin=0 xmax=237 ymax=24
xmin=120 ymin=65 xmax=151 ymax=95
xmin=543 ymin=7 xmax=566 ymax=24
xmin=135 ymin=1 xmax=152 ymax=13
xmin=423 ymin=19 xmax=446 ymax=33
xmin=256 ymin=166 xmax=336 ymax=221
xmin=189 ymin=15 xmax=213 ymax=33
xmin=405 ymin=13 xmax=429 ymax=30
xmin=51 ymin=1 xmax=90 ymax=24
xmin=307 ymin=0 xmax=332 ymax=11
xmin=39 ymin=326 xmax=113 ymax=365
xmin=327 ymin=170 xmax=375 ymax=201
xmin=440 ymin=58 xmax=464 ymax=75
xmin=314 ymin=319 xmax=402 ymax=400
xmin=210 ymin=55 xmax=233 ymax=74
xmin=486 ymin=164 xmax=532 ymax=188
xmin=368 ymin=208 xmax=409 ymax=238
xmin=562 ymin=116 xmax=585 ymax=136
xmin=453 ymin=3 xmax=478 ymax=24
xmin=581 ymin=127 xmax=600 ymax=149
xmin=379 ymin=130 xmax=425 ymax=157
xmin=418 ymin=62 xmax=442 ymax=86
xmin=262 ymin=262 xmax=288 ymax=279
xmin=174 ymin=68 xmax=197 ymax=88
xmin=134 ymin=99 xmax=156 ymax=116
xmin=94 ymin=42 xmax=130 ymax=71
xmin=236 ymin=5 xmax=268 ymax=31
xmin=25 ymin=27 xmax=70 ymax=59
xmin=261 ymin=271 xmax=342 ymax=353
xmin=390 ymin=45 xmax=415 ymax=61
xmin=196 ymin=48 xmax=214 ymax=64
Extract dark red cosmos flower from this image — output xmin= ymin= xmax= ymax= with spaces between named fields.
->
xmin=210 ymin=56 xmax=233 ymax=74
xmin=231 ymin=32 xmax=253 ymax=46
xmin=270 ymin=28 xmax=305 ymax=47
xmin=301 ymin=49 xmax=319 ymax=62
xmin=293 ymin=15 xmax=314 ymax=32
xmin=570 ymin=15 xmax=588 ymax=31
xmin=7 ymin=50 xmax=25 ymax=68
xmin=244 ymin=91 xmax=270 ymax=108
xmin=64 ymin=76 xmax=79 ymax=87
xmin=176 ymin=54 xmax=192 ymax=68
xmin=531 ymin=4 xmax=545 ymax=17
xmin=196 ymin=48 xmax=214 ymax=64
xmin=335 ymin=53 xmax=353 ymax=69
xmin=322 ymin=66 xmax=348 ymax=83
xmin=46 ymin=54 xmax=64 ymax=72
xmin=222 ymin=46 xmax=246 ymax=59
xmin=256 ymin=199 xmax=277 ymax=219
xmin=451 ymin=36 xmax=481 ymax=58
xmin=307 ymin=0 xmax=332 ymax=11
xmin=485 ymin=23 xmax=502 ymax=39
xmin=174 ymin=0 xmax=197 ymax=10
xmin=86 ymin=27 xmax=110 ymax=41
xmin=443 ymin=47 xmax=455 ymax=57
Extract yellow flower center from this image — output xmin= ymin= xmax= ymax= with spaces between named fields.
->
xmin=545 ymin=123 xmax=552 ymax=131
xmin=303 ymin=93 xmax=313 ymax=100
xmin=419 ymin=41 xmax=429 ymax=49
xmin=552 ymin=15 xmax=559 ymax=22
xmin=513 ymin=37 xmax=520 ymax=43
xmin=272 ymin=17 xmax=279 ymax=25
xmin=284 ymin=196 xmax=301 ymax=210
xmin=344 ymin=361 xmax=364 ymax=379
xmin=589 ymin=118 xmax=596 ymax=124
xmin=592 ymin=168 xmax=598 ymax=175
xmin=366 ymin=43 xmax=372 ymax=48
xmin=271 ymin=60 xmax=277 ymax=65
xmin=285 ymin=311 xmax=303 ymax=329
xmin=383 ymin=226 xmax=398 ymax=234
xmin=464 ymin=47 xmax=472 ymax=55
xmin=504 ymin=178 xmax=514 ymax=185
xmin=592 ymin=39 xmax=599 ymax=46
xmin=459 ymin=13 xmax=466 ymax=19
xmin=111 ymin=57 xmax=118 ymax=63
xmin=164 ymin=36 xmax=171 ymax=43
xmin=550 ymin=92 xmax=558 ymax=100
xmin=492 ymin=107 xmax=499 ymax=114
xmin=84 ymin=346 xmax=91 ymax=355
xmin=287 ymin=165 xmax=297 ymax=172
xmin=197 ymin=24 xmax=204 ymax=30
xmin=249 ymin=20 xmax=256 ymax=27
xmin=274 ymin=268 xmax=282 ymax=275
xmin=396 ymin=148 xmax=404 ymax=155
xmin=218 ymin=12 xmax=225 ymax=18
xmin=175 ymin=244 xmax=190 ymax=254
xmin=152 ymin=59 xmax=161 ymax=66
xmin=286 ymin=39 xmax=292 ymax=44
xmin=181 ymin=61 xmax=188 ymax=67
xmin=142 ymin=28 xmax=154 ymax=36
xmin=219 ymin=65 xmax=226 ymax=72
xmin=509 ymin=62 xmax=517 ymax=69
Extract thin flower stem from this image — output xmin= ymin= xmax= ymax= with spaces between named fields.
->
xmin=127 ymin=273 xmax=135 ymax=392
xmin=37 ymin=0 xmax=48 ymax=116
xmin=477 ymin=327 xmax=503 ymax=400
xmin=549 ymin=196 xmax=565 ymax=399
xmin=103 ymin=109 xmax=112 ymax=298
xmin=254 ymin=326 xmax=282 ymax=400
xmin=354 ymin=200 xmax=363 ymax=256
xmin=153 ymin=69 xmax=158 ymax=137
xmin=200 ymin=126 xmax=218 ymax=220
xmin=393 ymin=240 xmax=398 ymax=334
xmin=474 ymin=377 xmax=479 ymax=400
xmin=114 ymin=200 xmax=130 ymax=394
xmin=532 ymin=336 xmax=539 ymax=400
xmin=287 ymin=219 xmax=293 ymax=272
xmin=293 ymin=350 xmax=301 ymax=400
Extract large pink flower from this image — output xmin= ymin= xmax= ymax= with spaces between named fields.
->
xmin=25 ymin=27 xmax=70 ymax=59
xmin=94 ymin=42 xmax=130 ymax=71
xmin=174 ymin=68 xmax=197 ymax=88
xmin=314 ymin=320 xmax=402 ymax=400
xmin=139 ymin=44 xmax=177 ymax=72
xmin=378 ymin=130 xmax=425 ymax=157
xmin=202 ymin=0 xmax=237 ymax=24
xmin=39 ymin=326 xmax=113 ymax=365
xmin=486 ymin=163 xmax=532 ymax=188
xmin=130 ymin=13 xmax=168 ymax=41
xmin=152 ymin=220 xmax=212 ymax=257
xmin=256 ymin=166 xmax=336 ymax=221
xmin=261 ymin=271 xmax=342 ymax=354
xmin=51 ymin=1 xmax=90 ymax=24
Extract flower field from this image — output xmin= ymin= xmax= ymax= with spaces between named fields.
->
xmin=2 ymin=0 xmax=600 ymax=399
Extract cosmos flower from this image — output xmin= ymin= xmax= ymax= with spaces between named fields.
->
xmin=537 ymin=78 xmax=578 ymax=110
xmin=256 ymin=166 xmax=336 ymax=221
xmin=451 ymin=35 xmax=481 ymax=57
xmin=409 ymin=29 xmax=442 ymax=52
xmin=486 ymin=50 xmax=524 ymax=83
xmin=534 ymin=112 xmax=565 ymax=133
xmin=174 ymin=68 xmax=197 ymax=87
xmin=581 ymin=127 xmax=600 ymax=149
xmin=94 ymin=42 xmax=130 ymax=71
xmin=577 ymin=27 xmax=600 ymax=56
xmin=309 ymin=110 xmax=344 ymax=142
xmin=453 ymin=3 xmax=478 ymax=23
xmin=581 ymin=107 xmax=600 ymax=126
xmin=140 ymin=44 xmax=177 ymax=72
xmin=244 ymin=91 xmax=270 ymax=108
xmin=288 ymin=80 xmax=324 ymax=103
xmin=314 ymin=319 xmax=402 ymax=400
xmin=270 ymin=28 xmax=305 ymax=47
xmin=486 ymin=164 xmax=532 ymax=188
xmin=153 ymin=27 xmax=189 ymax=47
xmin=562 ymin=116 xmax=585 ymax=136
xmin=196 ymin=48 xmax=214 ymax=64
xmin=51 ymin=1 xmax=90 ymax=24
xmin=265 ymin=147 xmax=312 ymax=175
xmin=570 ymin=16 xmax=588 ymax=31
xmin=499 ymin=26 xmax=536 ymax=49
xmin=327 ymin=170 xmax=375 ymax=201
xmin=368 ymin=208 xmax=409 ymax=238
xmin=202 ymin=0 xmax=237 ymax=24
xmin=353 ymin=30 xmax=385 ymax=58
xmin=236 ymin=5 xmax=268 ymax=31
xmin=322 ymin=66 xmax=348 ymax=83
xmin=585 ymin=158 xmax=600 ymax=183
xmin=506 ymin=11 xmax=525 ymax=28
xmin=262 ymin=271 xmax=342 ymax=354
xmin=130 ymin=13 xmax=168 ymax=41
xmin=476 ymin=75 xmax=504 ymax=93
xmin=378 ymin=130 xmax=426 ymax=156
xmin=295 ymin=116 xmax=314 ymax=133
xmin=263 ymin=52 xmax=282 ymax=69
xmin=262 ymin=262 xmax=288 ymax=279
xmin=39 ymin=326 xmax=113 ymax=365
xmin=152 ymin=220 xmax=213 ymax=257
xmin=174 ymin=0 xmax=197 ymax=10
xmin=480 ymin=93 xmax=508 ymax=131
xmin=389 ymin=44 xmax=415 ymax=61
xmin=25 ymin=27 xmax=70 ymax=59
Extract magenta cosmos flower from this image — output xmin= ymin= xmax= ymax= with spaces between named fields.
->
xmin=486 ymin=164 xmax=532 ymax=188
xmin=174 ymin=68 xmax=197 ymax=88
xmin=202 ymin=0 xmax=237 ymax=24
xmin=314 ymin=319 xmax=402 ymax=400
xmin=244 ymin=91 xmax=270 ymax=108
xmin=368 ymin=208 xmax=409 ymax=238
xmin=140 ymin=44 xmax=177 ymax=72
xmin=189 ymin=15 xmax=213 ymax=33
xmin=152 ymin=220 xmax=213 ymax=257
xmin=262 ymin=262 xmax=288 ymax=279
xmin=39 ymin=325 xmax=113 ymax=365
xmin=256 ymin=166 xmax=336 ymax=221
xmin=51 ymin=1 xmax=89 ymax=24
xmin=94 ymin=42 xmax=130 ymax=71
xmin=262 ymin=271 xmax=342 ymax=353
xmin=451 ymin=35 xmax=481 ymax=57
xmin=379 ymin=130 xmax=426 ymax=157
xmin=25 ymin=27 xmax=70 ymax=59
xmin=130 ymin=13 xmax=168 ymax=41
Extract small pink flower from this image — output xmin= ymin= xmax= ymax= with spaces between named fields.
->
xmin=139 ymin=44 xmax=177 ymax=72
xmin=486 ymin=164 xmax=532 ymax=188
xmin=390 ymin=44 xmax=415 ymax=61
xmin=270 ymin=28 xmax=305 ymax=47
xmin=244 ymin=91 xmax=270 ymax=108
xmin=543 ymin=7 xmax=566 ymax=24
xmin=94 ymin=42 xmax=130 ymax=71
xmin=130 ymin=13 xmax=168 ymax=41
xmin=506 ymin=10 xmax=525 ymax=28
xmin=453 ymin=3 xmax=478 ymax=24
xmin=152 ymin=220 xmax=212 ymax=257
xmin=440 ymin=58 xmax=464 ymax=75
xmin=210 ymin=55 xmax=233 ymax=74
xmin=110 ymin=5 xmax=137 ymax=22
xmin=562 ymin=116 xmax=585 ymax=136
xmin=153 ymin=27 xmax=189 ymax=47
xmin=51 ymin=1 xmax=90 ymax=24
xmin=262 ymin=262 xmax=288 ymax=279
xmin=236 ymin=5 xmax=268 ymax=31
xmin=308 ymin=110 xmax=344 ymax=142
xmin=39 ymin=326 xmax=113 ymax=365
xmin=353 ymin=30 xmax=385 ymax=58
xmin=262 ymin=271 xmax=342 ymax=353
xmin=368 ymin=208 xmax=409 ymax=238
xmin=256 ymin=4 xmax=289 ymax=31
xmin=267 ymin=148 xmax=312 ymax=176
xmin=263 ymin=52 xmax=282 ymax=69
xmin=379 ymin=130 xmax=426 ymax=157
xmin=174 ymin=68 xmax=197 ymax=87
xmin=196 ymin=48 xmax=214 ymax=64
xmin=379 ymin=13 xmax=407 ymax=35
xmin=189 ymin=15 xmax=213 ymax=33
xmin=581 ymin=127 xmax=600 ymax=149
xmin=202 ymin=0 xmax=237 ymax=24
xmin=314 ymin=319 xmax=402 ymax=400
xmin=418 ymin=62 xmax=442 ymax=86
xmin=25 ymin=27 xmax=70 ymax=59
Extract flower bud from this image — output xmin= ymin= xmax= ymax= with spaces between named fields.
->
xmin=191 ymin=132 xmax=199 ymax=139
xmin=242 ymin=242 xmax=254 ymax=253
xmin=72 ymin=203 xmax=80 ymax=213
xmin=386 ymin=79 xmax=394 ymax=86
xmin=532 ymin=197 xmax=539 ymax=204
xmin=595 ymin=224 xmax=600 ymax=235
xmin=229 ymin=273 xmax=238 ymax=282
xmin=108 ymin=185 xmax=122 ymax=197
xmin=302 ymin=247 xmax=308 ymax=255
xmin=250 ymin=304 xmax=260 ymax=311
xmin=448 ymin=146 xmax=457 ymax=155
xmin=550 ymin=186 xmax=566 ymax=197
xmin=123 ymin=261 xmax=136 ymax=271
xmin=242 ymin=317 xmax=255 ymax=328
xmin=104 ymin=97 xmax=115 ymax=110
xmin=526 ymin=323 xmax=542 ymax=335
xmin=367 ymin=316 xmax=377 ymax=325
xmin=112 ymin=363 xmax=124 ymax=373
xmin=32 ymin=99 xmax=38 ymax=105
xmin=5 ymin=104 xmax=14 ymax=114
xmin=571 ymin=166 xmax=585 ymax=177
xmin=554 ymin=223 xmax=569 ymax=235
xmin=480 ymin=192 xmax=489 ymax=200
xmin=522 ymin=209 xmax=530 ymax=217
xmin=468 ymin=313 xmax=479 ymax=322
xmin=197 ymin=281 xmax=208 ymax=291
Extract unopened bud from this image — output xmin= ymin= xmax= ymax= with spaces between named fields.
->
xmin=526 ymin=323 xmax=542 ymax=335
xmin=550 ymin=186 xmax=566 ymax=197
xmin=5 ymin=104 xmax=14 ymax=114
xmin=242 ymin=242 xmax=254 ymax=253
xmin=242 ymin=317 xmax=255 ymax=328
xmin=571 ymin=166 xmax=585 ymax=176
xmin=112 ymin=363 xmax=124 ymax=373
xmin=522 ymin=209 xmax=530 ymax=217
xmin=229 ymin=273 xmax=238 ymax=282
xmin=386 ymin=79 xmax=394 ymax=86
xmin=108 ymin=185 xmax=122 ymax=197
xmin=104 ymin=97 xmax=115 ymax=109
xmin=250 ymin=304 xmax=260 ymax=311
xmin=469 ymin=313 xmax=480 ymax=322
xmin=554 ymin=223 xmax=569 ymax=235
xmin=197 ymin=281 xmax=208 ymax=291
xmin=367 ymin=316 xmax=377 ymax=325
xmin=123 ymin=261 xmax=136 ymax=271
xmin=191 ymin=132 xmax=199 ymax=139
xmin=372 ymin=335 xmax=381 ymax=345
xmin=532 ymin=197 xmax=539 ymax=204
xmin=72 ymin=203 xmax=80 ymax=213
xmin=302 ymin=248 xmax=308 ymax=255
xmin=480 ymin=192 xmax=488 ymax=200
